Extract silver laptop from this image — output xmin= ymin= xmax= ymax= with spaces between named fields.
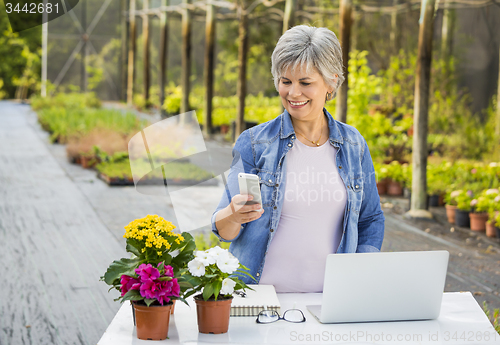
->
xmin=307 ymin=251 xmax=449 ymax=323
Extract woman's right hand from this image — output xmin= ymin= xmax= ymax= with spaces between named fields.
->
xmin=227 ymin=194 xmax=265 ymax=225
xmin=215 ymin=194 xmax=264 ymax=241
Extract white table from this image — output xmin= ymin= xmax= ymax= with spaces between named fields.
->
xmin=98 ymin=292 xmax=500 ymax=344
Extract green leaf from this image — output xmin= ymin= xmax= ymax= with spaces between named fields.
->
xmin=103 ymin=257 xmax=141 ymax=285
xmin=203 ymin=283 xmax=215 ymax=301
xmin=214 ymin=279 xmax=222 ymax=300
xmin=158 ymin=276 xmax=173 ymax=281
xmin=121 ymin=289 xmax=143 ymax=302
xmin=126 ymin=242 xmax=141 ymax=257
xmin=158 ymin=261 xmax=165 ymax=271
xmin=145 ymin=298 xmax=155 ymax=307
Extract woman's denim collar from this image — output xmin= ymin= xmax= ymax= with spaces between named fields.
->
xmin=279 ymin=108 xmax=344 ymax=145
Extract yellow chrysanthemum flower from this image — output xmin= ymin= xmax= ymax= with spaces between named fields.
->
xmin=123 ymin=215 xmax=183 ymax=256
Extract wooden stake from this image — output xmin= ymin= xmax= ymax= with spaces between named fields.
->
xmin=410 ymin=0 xmax=436 ymax=215
xmin=335 ymin=0 xmax=352 ymax=124
xmin=126 ymin=0 xmax=136 ymax=106
xmin=159 ymin=0 xmax=169 ymax=118
xmin=81 ymin=0 xmax=87 ymax=92
xmin=181 ymin=0 xmax=192 ymax=116
xmin=441 ymin=1 xmax=455 ymax=83
xmin=283 ymin=0 xmax=297 ymax=34
xmin=143 ymin=0 xmax=150 ymax=105
xmin=204 ymin=2 xmax=216 ymax=137
xmin=120 ymin=0 xmax=129 ymax=102
xmin=236 ymin=1 xmax=249 ymax=140
xmin=497 ymin=43 xmax=500 ymax=139
xmin=390 ymin=0 xmax=400 ymax=53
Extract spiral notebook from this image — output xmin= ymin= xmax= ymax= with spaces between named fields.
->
xmin=231 ymin=284 xmax=281 ymax=317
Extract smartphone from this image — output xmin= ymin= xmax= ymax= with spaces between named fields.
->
xmin=238 ymin=173 xmax=263 ymax=207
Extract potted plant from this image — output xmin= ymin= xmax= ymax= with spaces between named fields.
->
xmin=427 ymin=164 xmax=450 ymax=207
xmin=486 ymin=193 xmax=500 ymax=238
xmin=470 ymin=189 xmax=497 ymax=232
xmin=101 ymin=215 xmax=196 ymax=340
xmin=386 ymin=161 xmax=405 ymax=196
xmin=374 ymin=162 xmax=389 ymax=195
xmin=495 ymin=212 xmax=500 ymax=239
xmin=185 ymin=246 xmax=254 ymax=334
xmin=455 ymin=190 xmax=474 ymax=228
xmin=444 ymin=190 xmax=462 ymax=224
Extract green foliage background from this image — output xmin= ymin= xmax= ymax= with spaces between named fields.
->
xmin=0 ymin=0 xmax=42 ymax=99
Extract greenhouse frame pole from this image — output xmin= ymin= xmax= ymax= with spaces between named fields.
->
xmin=41 ymin=5 xmax=48 ymax=98
xmin=159 ymin=0 xmax=169 ymax=118
xmin=408 ymin=0 xmax=436 ymax=219
xmin=181 ymin=0 xmax=192 ymax=117
xmin=127 ymin=0 xmax=137 ymax=106
xmin=204 ymin=1 xmax=216 ymax=137
xmin=335 ymin=0 xmax=352 ymax=124
xmin=283 ymin=0 xmax=297 ymax=34
xmin=143 ymin=0 xmax=150 ymax=105
xmin=497 ymin=43 xmax=500 ymax=139
xmin=120 ymin=0 xmax=129 ymax=102
xmin=235 ymin=0 xmax=249 ymax=140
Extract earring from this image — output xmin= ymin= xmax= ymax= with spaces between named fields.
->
xmin=326 ymin=91 xmax=333 ymax=101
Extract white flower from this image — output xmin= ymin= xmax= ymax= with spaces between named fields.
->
xmin=170 ymin=249 xmax=180 ymax=258
xmin=188 ymin=258 xmax=206 ymax=277
xmin=450 ymin=190 xmax=461 ymax=198
xmin=485 ymin=189 xmax=499 ymax=195
xmin=489 ymin=162 xmax=498 ymax=167
xmin=207 ymin=246 xmax=226 ymax=258
xmin=196 ymin=250 xmax=216 ymax=265
xmin=216 ymin=253 xmax=240 ymax=274
xmin=220 ymin=278 xmax=237 ymax=295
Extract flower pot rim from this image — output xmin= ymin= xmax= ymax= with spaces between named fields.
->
xmin=194 ymin=294 xmax=233 ymax=302
xmin=132 ymin=300 xmax=174 ymax=308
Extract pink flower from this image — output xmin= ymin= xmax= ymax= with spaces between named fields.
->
xmin=471 ymin=168 xmax=477 ymax=174
xmin=157 ymin=279 xmax=181 ymax=305
xmin=161 ymin=264 xmax=174 ymax=278
xmin=470 ymin=199 xmax=478 ymax=207
xmin=466 ymin=190 xmax=474 ymax=198
xmin=139 ymin=279 xmax=158 ymax=299
xmin=120 ymin=275 xmax=140 ymax=296
xmin=135 ymin=264 xmax=160 ymax=282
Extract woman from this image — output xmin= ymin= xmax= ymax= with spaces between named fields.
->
xmin=211 ymin=25 xmax=384 ymax=293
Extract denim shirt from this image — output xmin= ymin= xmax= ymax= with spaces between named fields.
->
xmin=211 ymin=108 xmax=385 ymax=283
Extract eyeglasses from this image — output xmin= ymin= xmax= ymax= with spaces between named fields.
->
xmin=256 ymin=309 xmax=306 ymax=324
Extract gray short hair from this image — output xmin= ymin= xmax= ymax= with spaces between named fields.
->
xmin=271 ymin=25 xmax=345 ymax=100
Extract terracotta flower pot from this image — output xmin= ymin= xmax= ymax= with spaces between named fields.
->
xmin=195 ymin=296 xmax=232 ymax=334
xmin=133 ymin=301 xmax=173 ymax=340
xmin=438 ymin=194 xmax=445 ymax=206
xmin=485 ymin=221 xmax=497 ymax=238
xmin=445 ymin=205 xmax=457 ymax=224
xmin=387 ymin=179 xmax=403 ymax=196
xmin=377 ymin=179 xmax=388 ymax=195
xmin=80 ymin=155 xmax=95 ymax=169
xmin=455 ymin=209 xmax=470 ymax=228
xmin=469 ymin=212 xmax=488 ymax=232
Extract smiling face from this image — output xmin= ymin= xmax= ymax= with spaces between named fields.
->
xmin=278 ymin=66 xmax=335 ymax=122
